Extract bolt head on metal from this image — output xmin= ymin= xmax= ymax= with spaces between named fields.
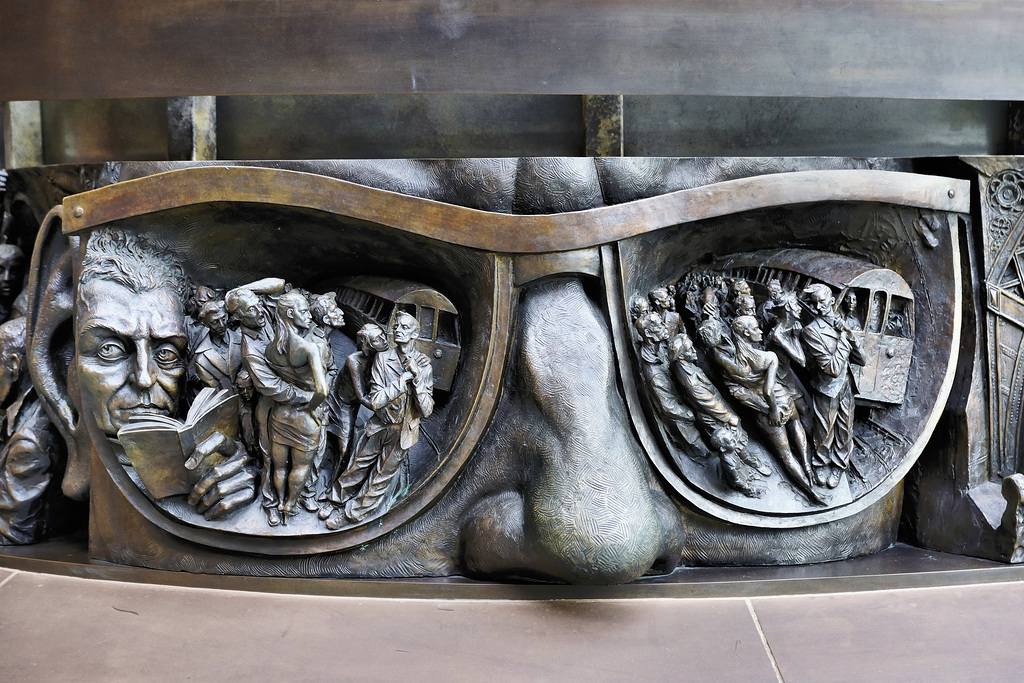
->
xmin=73 ymin=205 xmax=84 ymax=217
xmin=948 ymin=189 xmax=955 ymax=198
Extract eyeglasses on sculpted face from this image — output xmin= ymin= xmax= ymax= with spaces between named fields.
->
xmin=23 ymin=158 xmax=965 ymax=583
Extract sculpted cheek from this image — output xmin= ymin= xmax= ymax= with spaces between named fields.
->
xmin=77 ymin=357 xmax=124 ymax=395
xmin=75 ymin=358 xmax=124 ymax=433
xmin=155 ymin=368 xmax=184 ymax=401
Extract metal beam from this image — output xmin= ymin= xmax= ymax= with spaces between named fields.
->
xmin=2 ymin=101 xmax=43 ymax=168
xmin=167 ymin=96 xmax=217 ymax=161
xmin=583 ymin=95 xmax=623 ymax=157
xmin=2 ymin=1 xmax=1023 ymax=101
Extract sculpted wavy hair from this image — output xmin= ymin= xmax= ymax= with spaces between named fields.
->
xmin=79 ymin=228 xmax=189 ymax=304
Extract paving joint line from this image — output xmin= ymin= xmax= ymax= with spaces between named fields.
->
xmin=746 ymin=598 xmax=784 ymax=683
xmin=0 ymin=568 xmax=22 ymax=590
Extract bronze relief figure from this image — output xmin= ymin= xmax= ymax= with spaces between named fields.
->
xmin=620 ymin=209 xmax=952 ymax=531
xmin=17 ymin=158 xmax=967 ymax=582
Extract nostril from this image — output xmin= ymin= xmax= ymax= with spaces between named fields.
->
xmin=511 ymin=277 xmax=683 ymax=583
xmin=454 ymin=276 xmax=682 ymax=584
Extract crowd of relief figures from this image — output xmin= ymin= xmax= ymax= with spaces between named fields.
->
xmin=0 ymin=161 xmax=451 ymax=541
xmin=0 ymin=158 xmax=983 ymax=583
xmin=632 ymin=251 xmax=914 ymax=514
xmin=137 ymin=260 xmax=444 ymax=533
xmin=0 ymin=170 xmax=73 ymax=544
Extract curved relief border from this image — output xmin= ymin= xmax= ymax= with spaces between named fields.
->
xmin=85 ymin=241 xmax=513 ymax=556
xmin=62 ymin=166 xmax=968 ymax=252
xmin=605 ymin=211 xmax=962 ymax=529
xmin=59 ymin=166 xmax=967 ymax=542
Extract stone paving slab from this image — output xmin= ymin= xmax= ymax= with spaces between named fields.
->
xmin=751 ymin=580 xmax=1024 ymax=683
xmin=0 ymin=571 xmax=776 ymax=682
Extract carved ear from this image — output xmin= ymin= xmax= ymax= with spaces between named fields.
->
xmin=25 ymin=205 xmax=87 ymax=499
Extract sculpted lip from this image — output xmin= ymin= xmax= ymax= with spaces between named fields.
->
xmin=115 ymin=404 xmax=173 ymax=420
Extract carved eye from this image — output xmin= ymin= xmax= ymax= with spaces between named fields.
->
xmin=154 ymin=344 xmax=183 ymax=367
xmin=96 ymin=340 xmax=128 ymax=362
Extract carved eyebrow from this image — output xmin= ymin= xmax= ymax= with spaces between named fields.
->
xmin=79 ymin=320 xmax=133 ymax=339
xmin=79 ymin=321 xmax=187 ymax=346
xmin=152 ymin=333 xmax=189 ymax=346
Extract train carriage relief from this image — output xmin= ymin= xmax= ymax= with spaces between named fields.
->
xmin=335 ymin=276 xmax=462 ymax=392
xmin=624 ymin=232 xmax=942 ymax=522
xmin=714 ymin=248 xmax=914 ymax=407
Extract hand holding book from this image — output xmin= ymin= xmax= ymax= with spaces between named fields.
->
xmin=118 ymin=388 xmax=257 ymax=519
xmin=186 ymin=431 xmax=259 ymax=520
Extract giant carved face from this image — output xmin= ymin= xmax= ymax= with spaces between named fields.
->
xmin=75 ymin=278 xmax=188 ymax=435
xmin=26 ymin=159 xmax=964 ymax=583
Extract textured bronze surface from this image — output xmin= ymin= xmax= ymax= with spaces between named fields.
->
xmin=910 ymin=156 xmax=1024 ymax=564
xmin=58 ymin=216 xmax=515 ymax=555
xmin=612 ymin=205 xmax=961 ymax=529
xmin=10 ymin=158 xmax=970 ymax=582
xmin=0 ymin=538 xmax=1017 ymax=599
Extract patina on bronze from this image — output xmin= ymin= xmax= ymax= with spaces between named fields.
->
xmin=614 ymin=201 xmax=960 ymax=544
xmin=910 ymin=157 xmax=1024 ymax=564
xmin=17 ymin=158 xmax=968 ymax=583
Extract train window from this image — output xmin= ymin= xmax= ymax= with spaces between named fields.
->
xmin=347 ymin=290 xmax=368 ymax=312
xmin=885 ymin=296 xmax=913 ymax=338
xmin=418 ymin=306 xmax=435 ymax=338
xmin=437 ymin=311 xmax=459 ymax=345
xmin=368 ymin=296 xmax=387 ymax=320
xmin=841 ymin=289 xmax=867 ymax=332
xmin=868 ymin=291 xmax=886 ymax=334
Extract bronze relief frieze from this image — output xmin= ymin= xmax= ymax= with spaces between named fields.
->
xmin=16 ymin=159 xmax=967 ymax=582
xmin=910 ymin=157 xmax=1024 ymax=564
xmin=36 ymin=174 xmax=512 ymax=556
xmin=614 ymin=202 xmax=959 ymax=531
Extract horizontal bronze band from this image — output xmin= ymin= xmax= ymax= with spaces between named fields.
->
xmin=0 ymin=540 xmax=1018 ymax=600
xmin=63 ymin=166 xmax=970 ymax=254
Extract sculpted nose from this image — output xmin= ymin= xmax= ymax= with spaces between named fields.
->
xmin=132 ymin=341 xmax=156 ymax=389
xmin=459 ymin=277 xmax=684 ymax=584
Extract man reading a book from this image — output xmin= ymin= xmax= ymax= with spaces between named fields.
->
xmin=71 ymin=229 xmax=258 ymax=519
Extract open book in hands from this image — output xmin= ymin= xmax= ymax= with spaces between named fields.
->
xmin=117 ymin=388 xmax=240 ymax=499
